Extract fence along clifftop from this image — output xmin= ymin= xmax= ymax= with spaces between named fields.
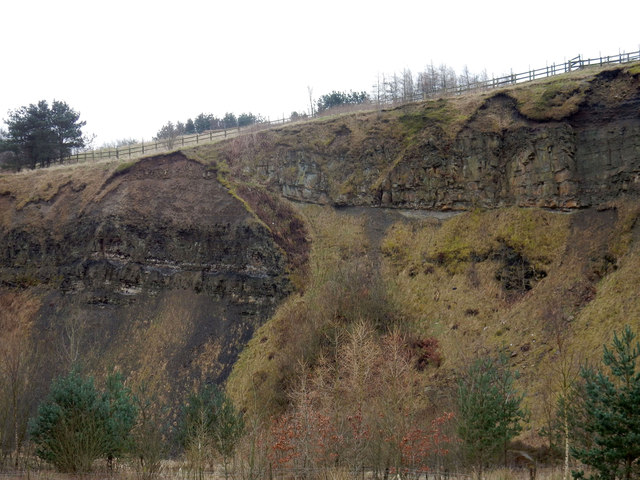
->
xmin=65 ymin=49 xmax=640 ymax=165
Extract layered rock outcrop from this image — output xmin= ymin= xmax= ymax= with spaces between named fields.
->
xmin=0 ymin=154 xmax=291 ymax=396
xmin=215 ymin=66 xmax=639 ymax=210
xmin=0 ymin=64 xmax=638 ymax=412
xmin=0 ymin=154 xmax=287 ymax=302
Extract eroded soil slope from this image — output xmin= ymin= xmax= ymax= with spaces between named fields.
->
xmin=1 ymin=63 xmax=639 ymax=442
xmin=0 ymin=153 xmax=294 ymax=407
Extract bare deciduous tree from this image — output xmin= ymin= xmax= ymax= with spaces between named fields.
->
xmin=59 ymin=315 xmax=85 ymax=370
xmin=401 ymin=68 xmax=415 ymax=102
xmin=0 ymin=293 xmax=39 ymax=468
xmin=0 ymin=329 xmax=35 ymax=467
xmin=307 ymin=86 xmax=315 ymax=117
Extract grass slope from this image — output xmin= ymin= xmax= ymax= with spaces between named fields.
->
xmin=227 ymin=200 xmax=640 ymax=447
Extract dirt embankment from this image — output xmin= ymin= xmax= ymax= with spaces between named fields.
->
xmin=0 ymin=153 xmax=297 ymax=408
xmin=1 ymin=64 xmax=639 ymax=427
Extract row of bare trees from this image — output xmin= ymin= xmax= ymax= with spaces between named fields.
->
xmin=372 ymin=64 xmax=489 ymax=106
xmin=2 ymin=297 xmax=637 ymax=479
xmin=267 ymin=322 xmax=457 ymax=478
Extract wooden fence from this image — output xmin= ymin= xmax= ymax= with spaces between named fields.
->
xmin=418 ymin=50 xmax=640 ymax=98
xmin=65 ymin=117 xmax=291 ymax=164
xmin=65 ymin=49 xmax=640 ymax=165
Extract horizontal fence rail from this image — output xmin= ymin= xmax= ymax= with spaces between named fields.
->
xmin=400 ymin=51 xmax=640 ymax=101
xmin=61 ymin=49 xmax=639 ymax=166
xmin=64 ymin=118 xmax=290 ymax=164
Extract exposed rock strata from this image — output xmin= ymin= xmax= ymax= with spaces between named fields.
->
xmin=0 ymin=154 xmax=290 ymax=394
xmin=232 ymin=69 xmax=640 ymax=210
xmin=0 ymin=155 xmax=287 ymax=299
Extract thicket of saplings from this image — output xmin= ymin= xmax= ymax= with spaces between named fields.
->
xmin=0 ymin=325 xmax=638 ymax=480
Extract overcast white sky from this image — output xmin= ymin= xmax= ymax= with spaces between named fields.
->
xmin=1 ymin=0 xmax=638 ymax=146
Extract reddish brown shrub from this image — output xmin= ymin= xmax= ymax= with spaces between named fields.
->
xmin=410 ymin=336 xmax=442 ymax=370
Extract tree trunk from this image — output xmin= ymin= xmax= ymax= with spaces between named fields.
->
xmin=563 ymin=412 xmax=569 ymax=480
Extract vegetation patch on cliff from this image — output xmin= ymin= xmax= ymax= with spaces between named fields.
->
xmin=510 ymin=78 xmax=587 ymax=121
xmin=234 ymin=184 xmax=310 ymax=288
xmin=226 ymin=205 xmax=397 ymax=418
xmin=1 ymin=62 xmax=640 ymax=474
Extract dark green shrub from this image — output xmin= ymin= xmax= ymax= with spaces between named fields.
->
xmin=29 ymin=370 xmax=136 ymax=472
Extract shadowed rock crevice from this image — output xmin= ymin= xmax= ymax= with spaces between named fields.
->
xmin=493 ymin=244 xmax=547 ymax=293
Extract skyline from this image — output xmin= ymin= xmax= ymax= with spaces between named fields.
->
xmin=1 ymin=0 xmax=638 ymax=146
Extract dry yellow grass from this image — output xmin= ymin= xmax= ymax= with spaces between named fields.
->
xmin=377 ymin=203 xmax=640 ymax=440
xmin=1 ymin=60 xmax=639 ymax=462
xmin=227 ymin=197 xmax=640 ymax=445
xmin=226 ymin=205 xmax=371 ymax=417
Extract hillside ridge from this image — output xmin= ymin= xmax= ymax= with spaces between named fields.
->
xmin=0 ymin=64 xmax=639 ymax=456
xmin=183 ymin=63 xmax=640 ymax=212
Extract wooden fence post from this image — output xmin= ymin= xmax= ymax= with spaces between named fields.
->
xmin=36 ymin=49 xmax=639 ymax=167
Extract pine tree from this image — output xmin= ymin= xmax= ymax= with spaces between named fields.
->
xmin=102 ymin=372 xmax=137 ymax=465
xmin=457 ymin=354 xmax=527 ymax=479
xmin=237 ymin=113 xmax=258 ymax=127
xmin=222 ymin=113 xmax=237 ymax=129
xmin=180 ymin=384 xmax=244 ymax=480
xmin=29 ymin=370 xmax=108 ymax=472
xmin=185 ymin=118 xmax=196 ymax=135
xmin=29 ymin=370 xmax=137 ymax=473
xmin=4 ymin=100 xmax=85 ymax=169
xmin=572 ymin=326 xmax=640 ymax=480
xmin=194 ymin=113 xmax=213 ymax=133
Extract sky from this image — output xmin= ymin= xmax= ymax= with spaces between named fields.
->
xmin=1 ymin=0 xmax=638 ymax=146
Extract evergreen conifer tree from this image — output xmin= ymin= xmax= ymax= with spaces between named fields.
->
xmin=185 ymin=118 xmax=196 ymax=135
xmin=457 ymin=354 xmax=527 ymax=479
xmin=29 ymin=370 xmax=137 ymax=473
xmin=4 ymin=100 xmax=85 ymax=169
xmin=572 ymin=326 xmax=640 ymax=480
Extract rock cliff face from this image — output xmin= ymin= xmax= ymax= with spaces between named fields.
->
xmin=0 ymin=154 xmax=291 ymax=400
xmin=1 ymin=154 xmax=287 ymax=301
xmin=211 ymin=66 xmax=640 ymax=210
xmin=0 ymin=64 xmax=638 ymax=413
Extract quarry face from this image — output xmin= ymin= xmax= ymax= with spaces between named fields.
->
xmin=0 ymin=154 xmax=291 ymax=400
